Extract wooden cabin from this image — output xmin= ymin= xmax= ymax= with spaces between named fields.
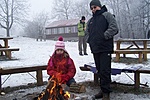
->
xmin=45 ymin=19 xmax=80 ymax=41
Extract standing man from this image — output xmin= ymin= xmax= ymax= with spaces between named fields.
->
xmin=85 ymin=0 xmax=118 ymax=99
xmin=78 ymin=16 xmax=88 ymax=56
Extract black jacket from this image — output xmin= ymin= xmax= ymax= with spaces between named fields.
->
xmin=86 ymin=6 xmax=118 ymax=53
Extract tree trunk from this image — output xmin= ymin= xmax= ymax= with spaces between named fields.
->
xmin=7 ymin=28 xmax=10 ymax=37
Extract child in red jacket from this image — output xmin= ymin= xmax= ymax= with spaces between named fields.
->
xmin=47 ymin=36 xmax=76 ymax=86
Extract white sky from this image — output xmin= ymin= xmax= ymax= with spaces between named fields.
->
xmin=28 ymin=0 xmax=53 ymax=18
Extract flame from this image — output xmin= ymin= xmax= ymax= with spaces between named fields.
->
xmin=64 ymin=91 xmax=70 ymax=98
xmin=50 ymin=80 xmax=56 ymax=94
xmin=37 ymin=74 xmax=70 ymax=100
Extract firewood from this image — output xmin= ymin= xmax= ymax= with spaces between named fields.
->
xmin=37 ymin=77 xmax=68 ymax=100
xmin=69 ymin=83 xmax=86 ymax=93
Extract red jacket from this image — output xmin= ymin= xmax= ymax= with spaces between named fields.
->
xmin=47 ymin=52 xmax=76 ymax=83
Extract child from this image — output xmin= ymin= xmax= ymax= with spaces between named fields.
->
xmin=47 ymin=36 xmax=76 ymax=87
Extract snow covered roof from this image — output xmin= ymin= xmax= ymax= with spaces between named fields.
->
xmin=46 ymin=19 xmax=79 ymax=28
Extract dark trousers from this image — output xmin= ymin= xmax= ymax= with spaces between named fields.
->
xmin=78 ymin=36 xmax=87 ymax=54
xmin=93 ymin=52 xmax=112 ymax=93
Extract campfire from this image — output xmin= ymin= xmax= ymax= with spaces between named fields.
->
xmin=37 ymin=75 xmax=70 ymax=100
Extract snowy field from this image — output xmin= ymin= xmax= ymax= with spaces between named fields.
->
xmin=0 ymin=36 xmax=150 ymax=100
xmin=0 ymin=36 xmax=150 ymax=88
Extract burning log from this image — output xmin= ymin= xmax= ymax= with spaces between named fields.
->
xmin=37 ymin=76 xmax=70 ymax=100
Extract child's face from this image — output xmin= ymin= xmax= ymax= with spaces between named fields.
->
xmin=56 ymin=49 xmax=64 ymax=54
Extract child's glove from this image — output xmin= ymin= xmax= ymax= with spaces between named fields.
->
xmin=61 ymin=75 xmax=69 ymax=84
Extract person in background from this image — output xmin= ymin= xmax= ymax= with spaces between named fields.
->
xmin=85 ymin=0 xmax=119 ymax=99
xmin=77 ymin=16 xmax=88 ymax=56
xmin=47 ymin=36 xmax=76 ymax=87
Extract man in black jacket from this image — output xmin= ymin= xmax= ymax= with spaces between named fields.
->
xmin=85 ymin=0 xmax=118 ymax=99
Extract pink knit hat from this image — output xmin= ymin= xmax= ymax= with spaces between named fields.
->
xmin=55 ymin=36 xmax=65 ymax=51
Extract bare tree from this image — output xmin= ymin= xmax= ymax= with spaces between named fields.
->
xmin=72 ymin=0 xmax=91 ymax=19
xmin=48 ymin=0 xmax=149 ymax=39
xmin=51 ymin=0 xmax=73 ymax=20
xmin=105 ymin=0 xmax=123 ymax=38
xmin=24 ymin=12 xmax=49 ymax=38
xmin=0 ymin=0 xmax=28 ymax=37
xmin=139 ymin=0 xmax=150 ymax=38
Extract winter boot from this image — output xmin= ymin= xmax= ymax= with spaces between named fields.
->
xmin=84 ymin=53 xmax=88 ymax=55
xmin=79 ymin=52 xmax=83 ymax=56
xmin=94 ymin=91 xmax=103 ymax=99
xmin=102 ymin=93 xmax=110 ymax=100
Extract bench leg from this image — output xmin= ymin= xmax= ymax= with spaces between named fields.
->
xmin=94 ymin=74 xmax=99 ymax=84
xmin=143 ymin=53 xmax=147 ymax=61
xmin=8 ymin=51 xmax=11 ymax=59
xmin=138 ymin=53 xmax=142 ymax=63
xmin=0 ymin=51 xmax=3 ymax=56
xmin=5 ymin=51 xmax=11 ymax=59
xmin=134 ymin=71 xmax=140 ymax=89
xmin=115 ymin=53 xmax=120 ymax=62
xmin=36 ymin=70 xmax=43 ymax=86
xmin=123 ymin=54 xmax=126 ymax=57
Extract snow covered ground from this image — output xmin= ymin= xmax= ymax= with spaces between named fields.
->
xmin=0 ymin=36 xmax=150 ymax=88
xmin=0 ymin=36 xmax=150 ymax=100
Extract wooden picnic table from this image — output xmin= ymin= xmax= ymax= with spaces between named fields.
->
xmin=0 ymin=37 xmax=19 ymax=59
xmin=114 ymin=39 xmax=150 ymax=62
xmin=0 ymin=37 xmax=13 ymax=48
xmin=115 ymin=39 xmax=150 ymax=50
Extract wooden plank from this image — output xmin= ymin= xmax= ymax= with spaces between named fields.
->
xmin=114 ymin=50 xmax=150 ymax=53
xmin=0 ymin=48 xmax=19 ymax=51
xmin=114 ymin=49 xmax=150 ymax=62
xmin=0 ymin=37 xmax=13 ymax=40
xmin=114 ymin=39 xmax=150 ymax=42
xmin=0 ymin=65 xmax=47 ymax=75
xmin=137 ymin=67 xmax=150 ymax=73
xmin=132 ymin=41 xmax=140 ymax=49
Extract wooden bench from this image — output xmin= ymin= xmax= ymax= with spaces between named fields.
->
xmin=114 ymin=49 xmax=150 ymax=63
xmin=0 ymin=48 xmax=19 ymax=59
xmin=80 ymin=65 xmax=150 ymax=89
xmin=0 ymin=65 xmax=47 ymax=93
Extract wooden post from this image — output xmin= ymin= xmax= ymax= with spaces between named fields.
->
xmin=7 ymin=51 xmax=11 ymax=59
xmin=115 ymin=53 xmax=120 ymax=62
xmin=4 ymin=39 xmax=9 ymax=48
xmin=143 ymin=41 xmax=147 ymax=60
xmin=116 ymin=41 xmax=121 ymax=50
xmin=36 ymin=70 xmax=43 ymax=86
xmin=138 ymin=53 xmax=142 ymax=63
xmin=134 ymin=71 xmax=140 ymax=88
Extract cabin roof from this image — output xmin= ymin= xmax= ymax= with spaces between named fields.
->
xmin=46 ymin=19 xmax=80 ymax=28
